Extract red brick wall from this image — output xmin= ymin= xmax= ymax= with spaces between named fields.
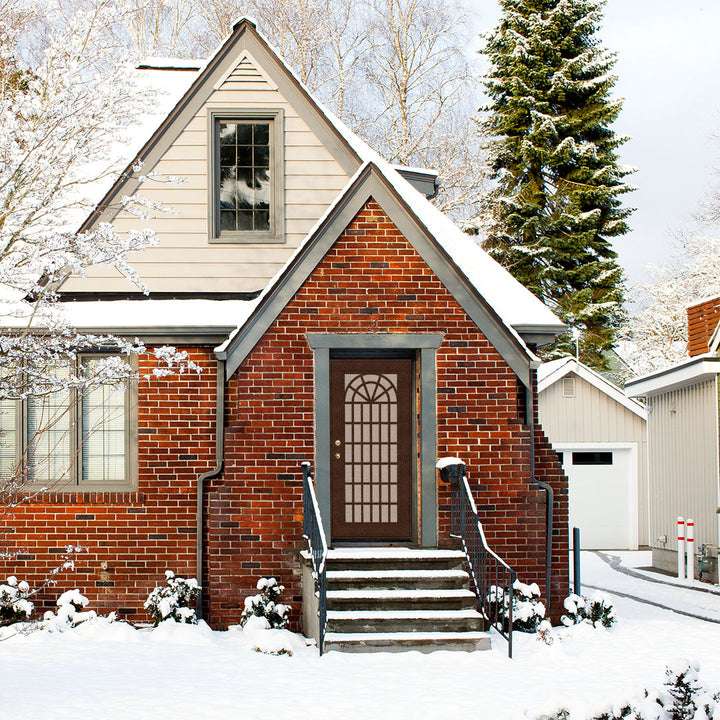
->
xmin=211 ymin=199 xmax=569 ymax=628
xmin=0 ymin=348 xmax=217 ymax=621
xmin=687 ymin=296 xmax=720 ymax=357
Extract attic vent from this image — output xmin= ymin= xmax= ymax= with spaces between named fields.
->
xmin=222 ymin=57 xmax=266 ymax=85
xmin=563 ymin=376 xmax=575 ymax=398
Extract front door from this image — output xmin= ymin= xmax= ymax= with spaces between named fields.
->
xmin=330 ymin=358 xmax=413 ymax=542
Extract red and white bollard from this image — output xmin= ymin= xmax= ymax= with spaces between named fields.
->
xmin=678 ymin=516 xmax=685 ymax=580
xmin=686 ymin=518 xmax=695 ymax=582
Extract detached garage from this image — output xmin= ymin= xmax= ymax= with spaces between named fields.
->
xmin=538 ymin=358 xmax=649 ymax=549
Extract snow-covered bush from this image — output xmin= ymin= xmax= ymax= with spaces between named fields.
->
xmin=639 ymin=659 xmax=720 ymax=720
xmin=240 ymin=577 xmax=289 ymax=629
xmin=0 ymin=576 xmax=34 ymax=626
xmin=144 ymin=571 xmax=200 ymax=626
xmin=561 ymin=591 xmax=616 ymax=628
xmin=43 ymin=589 xmax=99 ymax=630
xmin=537 ymin=661 xmax=719 ymax=720
xmin=489 ymin=580 xmax=546 ymax=633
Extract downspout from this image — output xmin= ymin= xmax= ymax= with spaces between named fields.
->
xmin=525 ymin=364 xmax=553 ymax=605
xmin=195 ymin=355 xmax=226 ymax=620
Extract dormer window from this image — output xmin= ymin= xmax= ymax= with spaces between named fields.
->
xmin=209 ymin=109 xmax=284 ymax=243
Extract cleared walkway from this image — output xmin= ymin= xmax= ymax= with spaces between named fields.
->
xmin=581 ymin=550 xmax=720 ymax=623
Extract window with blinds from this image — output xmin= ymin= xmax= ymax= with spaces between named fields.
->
xmin=0 ymin=356 xmax=135 ymax=492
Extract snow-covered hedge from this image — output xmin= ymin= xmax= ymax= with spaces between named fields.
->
xmin=144 ymin=571 xmax=200 ymax=626
xmin=539 ymin=659 xmax=719 ymax=720
xmin=240 ymin=577 xmax=289 ymax=630
xmin=0 ymin=576 xmax=34 ymax=626
xmin=42 ymin=589 xmax=102 ymax=630
xmin=490 ymin=580 xmax=546 ymax=633
xmin=561 ymin=592 xmax=616 ymax=629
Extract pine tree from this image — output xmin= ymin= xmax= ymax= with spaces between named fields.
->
xmin=481 ymin=0 xmax=633 ymax=368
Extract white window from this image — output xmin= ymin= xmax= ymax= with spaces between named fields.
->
xmin=0 ymin=356 xmax=137 ymax=492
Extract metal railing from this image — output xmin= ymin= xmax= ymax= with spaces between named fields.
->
xmin=450 ymin=471 xmax=517 ymax=658
xmin=302 ymin=462 xmax=328 ymax=655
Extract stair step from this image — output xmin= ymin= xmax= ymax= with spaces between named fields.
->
xmin=327 ymin=588 xmax=476 ymax=611
xmin=326 ymin=548 xmax=466 ymax=572
xmin=323 ymin=630 xmax=491 ymax=653
xmin=327 ymin=569 xmax=469 ymax=590
xmin=327 ymin=608 xmax=486 ymax=633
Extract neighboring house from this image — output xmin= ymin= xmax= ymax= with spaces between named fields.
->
xmin=626 ymin=296 xmax=720 ymax=581
xmin=538 ymin=357 xmax=648 ymax=550
xmin=0 ymin=19 xmax=569 ymax=642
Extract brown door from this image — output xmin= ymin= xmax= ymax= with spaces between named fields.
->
xmin=330 ymin=358 xmax=413 ymax=542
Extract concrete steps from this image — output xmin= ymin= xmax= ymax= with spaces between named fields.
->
xmin=321 ymin=548 xmax=490 ymax=653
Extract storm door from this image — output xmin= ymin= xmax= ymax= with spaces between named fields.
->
xmin=329 ymin=358 xmax=413 ymax=542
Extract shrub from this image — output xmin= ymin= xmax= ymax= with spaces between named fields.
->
xmin=43 ymin=589 xmax=101 ymax=629
xmin=562 ymin=591 xmax=616 ymax=628
xmin=489 ymin=580 xmax=546 ymax=633
xmin=240 ymin=577 xmax=289 ymax=629
xmin=144 ymin=571 xmax=200 ymax=626
xmin=0 ymin=576 xmax=34 ymax=626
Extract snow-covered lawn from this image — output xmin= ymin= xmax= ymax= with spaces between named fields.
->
xmin=3 ymin=552 xmax=720 ymax=719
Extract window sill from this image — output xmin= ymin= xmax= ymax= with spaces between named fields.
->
xmin=23 ymin=491 xmax=145 ymax=506
xmin=209 ymin=233 xmax=285 ymax=244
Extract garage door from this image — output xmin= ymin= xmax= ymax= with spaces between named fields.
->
xmin=558 ymin=446 xmax=637 ymax=550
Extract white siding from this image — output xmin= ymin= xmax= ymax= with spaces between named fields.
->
xmin=62 ymin=53 xmax=351 ymax=294
xmin=645 ymin=379 xmax=719 ymax=554
xmin=539 ymin=372 xmax=649 ymax=545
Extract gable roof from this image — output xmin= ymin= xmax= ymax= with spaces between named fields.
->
xmin=539 ymin=357 xmax=647 ymax=419
xmin=70 ymin=17 xmax=564 ymax=362
xmin=217 ymin=162 xmax=561 ymax=387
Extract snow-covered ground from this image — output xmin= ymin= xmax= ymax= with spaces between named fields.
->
xmin=2 ymin=552 xmax=720 ymax=719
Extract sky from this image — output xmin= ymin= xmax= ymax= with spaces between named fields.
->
xmin=463 ymin=0 xmax=720 ymax=288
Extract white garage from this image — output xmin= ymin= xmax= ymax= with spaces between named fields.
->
xmin=554 ymin=443 xmax=638 ymax=549
xmin=538 ymin=358 xmax=648 ymax=550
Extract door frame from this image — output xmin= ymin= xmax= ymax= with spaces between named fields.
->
xmin=307 ymin=333 xmax=443 ymax=547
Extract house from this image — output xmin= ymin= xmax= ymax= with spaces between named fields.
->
xmin=538 ymin=357 xmax=648 ymax=550
xmin=626 ymin=296 xmax=720 ymax=581
xmin=0 ymin=19 xmax=569 ymax=647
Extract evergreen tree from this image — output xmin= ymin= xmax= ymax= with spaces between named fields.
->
xmin=480 ymin=0 xmax=633 ymax=368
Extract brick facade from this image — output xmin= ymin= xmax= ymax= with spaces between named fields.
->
xmin=210 ymin=199 xmax=569 ymax=628
xmin=0 ymin=200 xmax=569 ymax=630
xmin=687 ymin=296 xmax=720 ymax=357
xmin=0 ymin=348 xmax=217 ymax=621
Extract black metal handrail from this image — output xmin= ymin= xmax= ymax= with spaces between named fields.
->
xmin=302 ymin=462 xmax=328 ymax=655
xmin=450 ymin=470 xmax=517 ymax=658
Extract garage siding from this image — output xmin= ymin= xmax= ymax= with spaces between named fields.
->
xmin=645 ymin=379 xmax=719 ymax=555
xmin=539 ymin=373 xmax=649 ymax=546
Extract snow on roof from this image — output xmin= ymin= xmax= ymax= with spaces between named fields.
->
xmin=1 ymin=299 xmax=255 ymax=332
xmin=80 ymin=19 xmax=563 ymax=343
xmin=136 ymin=58 xmax=203 ymax=70
xmin=538 ymin=356 xmax=647 ymax=419
xmin=625 ymin=352 xmax=720 ymax=397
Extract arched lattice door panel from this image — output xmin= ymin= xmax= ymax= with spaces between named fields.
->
xmin=330 ymin=358 xmax=413 ymax=541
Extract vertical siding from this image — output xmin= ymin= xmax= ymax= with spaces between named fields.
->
xmin=538 ymin=372 xmax=649 ymax=544
xmin=646 ymin=379 xmax=719 ymax=553
xmin=62 ymin=53 xmax=352 ymax=294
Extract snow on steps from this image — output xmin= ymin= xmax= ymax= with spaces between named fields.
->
xmin=319 ymin=548 xmax=490 ymax=653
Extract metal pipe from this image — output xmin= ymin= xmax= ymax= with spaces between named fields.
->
xmin=195 ymin=357 xmax=226 ymax=619
xmin=573 ymin=527 xmax=581 ymax=595
xmin=525 ymin=379 xmax=553 ymax=607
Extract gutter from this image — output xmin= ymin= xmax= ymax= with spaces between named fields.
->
xmin=195 ymin=356 xmax=226 ymax=619
xmin=525 ymin=366 xmax=553 ymax=607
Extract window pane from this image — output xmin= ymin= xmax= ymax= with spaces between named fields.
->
xmin=0 ymin=398 xmax=17 ymax=484
xmin=572 ymin=451 xmax=613 ymax=466
xmin=217 ymin=120 xmax=272 ymax=234
xmin=81 ymin=359 xmax=126 ymax=485
xmin=27 ymin=381 xmax=72 ymax=487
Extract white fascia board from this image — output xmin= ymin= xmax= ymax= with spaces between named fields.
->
xmin=625 ymin=355 xmax=720 ymax=397
xmin=539 ymin=356 xmax=647 ymax=419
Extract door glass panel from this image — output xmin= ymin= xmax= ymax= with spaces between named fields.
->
xmin=342 ymin=373 xmax=398 ymax=526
